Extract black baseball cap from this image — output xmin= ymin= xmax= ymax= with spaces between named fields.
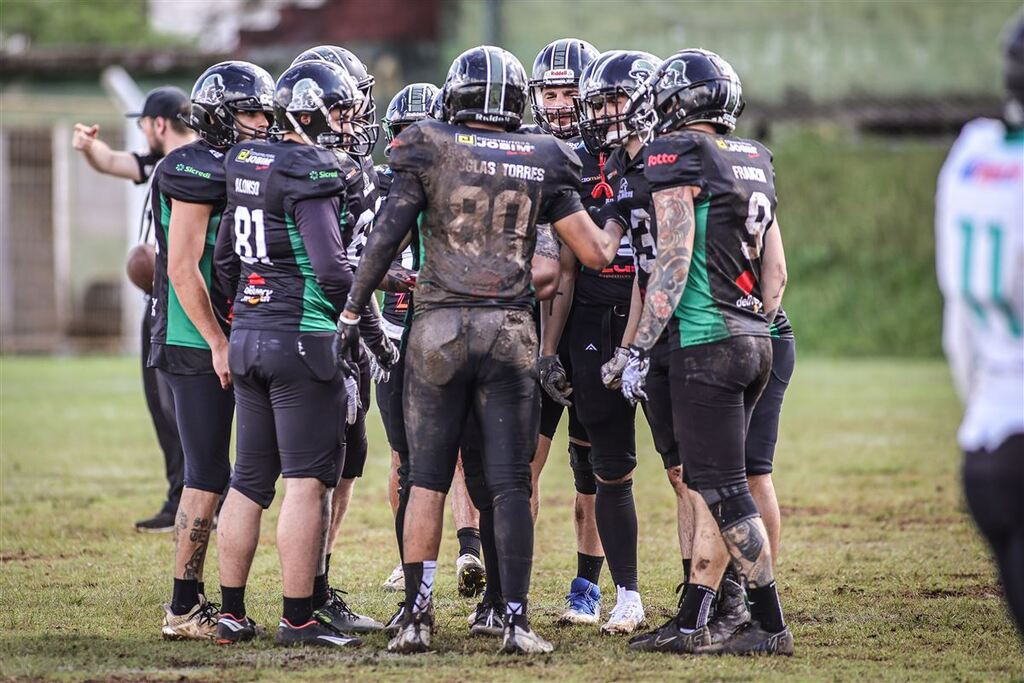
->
xmin=125 ymin=86 xmax=189 ymax=120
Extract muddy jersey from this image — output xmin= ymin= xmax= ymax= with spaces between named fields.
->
xmin=388 ymin=119 xmax=584 ymax=313
xmin=644 ymin=130 xmax=779 ymax=348
xmin=375 ymin=163 xmax=418 ymax=338
xmin=606 ymin=145 xmax=657 ymax=293
xmin=224 ymin=140 xmax=346 ymax=332
xmin=335 ymin=152 xmax=380 ymax=267
xmin=570 ymin=136 xmax=635 ymax=306
xmin=148 ymin=139 xmax=229 ymax=374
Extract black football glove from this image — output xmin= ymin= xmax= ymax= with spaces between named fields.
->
xmin=333 ymin=314 xmax=361 ymax=379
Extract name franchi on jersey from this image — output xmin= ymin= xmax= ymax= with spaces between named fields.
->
xmin=732 ymin=165 xmax=767 ymax=183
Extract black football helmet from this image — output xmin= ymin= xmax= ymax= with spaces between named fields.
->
xmin=186 ymin=61 xmax=275 ymax=147
xmin=640 ymin=49 xmax=745 ymax=136
xmin=1004 ymin=13 xmax=1024 ymax=126
xmin=383 ymin=83 xmax=440 ymax=146
xmin=444 ymin=45 xmax=528 ymax=131
xmin=529 ymin=38 xmax=599 ymax=138
xmin=575 ymin=50 xmax=660 ymax=155
xmin=292 ymin=45 xmax=379 ymax=155
xmin=274 ymin=61 xmax=365 ymax=151
xmin=427 ymin=85 xmax=447 ymax=121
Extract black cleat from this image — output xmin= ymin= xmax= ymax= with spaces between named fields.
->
xmin=215 ymin=613 xmax=264 ymax=644
xmin=628 ymin=620 xmax=719 ymax=654
xmin=135 ymin=508 xmax=176 ymax=533
xmin=387 ymin=606 xmax=434 ymax=654
xmin=274 ymin=612 xmax=362 ymax=648
xmin=468 ymin=597 xmax=505 ymax=637
xmin=318 ymin=588 xmax=383 ymax=632
xmin=720 ymin=622 xmax=794 ymax=656
xmin=707 ymin=575 xmax=751 ymax=644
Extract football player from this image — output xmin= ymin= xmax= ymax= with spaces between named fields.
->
xmin=374 ymin=83 xmax=487 ymax=604
xmin=152 ymin=61 xmax=274 ymax=640
xmin=336 ymin=45 xmax=624 ymax=654
xmin=529 ymin=37 xmax=620 ymax=628
xmin=71 ymin=86 xmax=193 ymax=533
xmin=621 ymin=49 xmax=793 ymax=655
xmin=290 ymin=45 xmax=393 ymax=633
xmin=937 ymin=15 xmax=1024 ymax=634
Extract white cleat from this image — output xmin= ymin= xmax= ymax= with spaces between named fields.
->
xmin=456 ymin=553 xmax=486 ymax=597
xmin=601 ymin=586 xmax=645 ymax=635
xmin=501 ymin=617 xmax=554 ymax=655
xmin=382 ymin=564 xmax=404 ymax=592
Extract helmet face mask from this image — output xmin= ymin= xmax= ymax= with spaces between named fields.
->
xmin=188 ymin=61 xmax=275 ymax=148
xmin=291 ymin=45 xmax=380 ymax=156
xmin=275 ymin=61 xmax=367 ymax=152
xmin=575 ymin=50 xmax=659 ymax=155
xmin=528 ymin=38 xmax=599 ymax=138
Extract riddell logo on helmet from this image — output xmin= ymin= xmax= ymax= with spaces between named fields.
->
xmin=647 ymin=153 xmax=678 ymax=166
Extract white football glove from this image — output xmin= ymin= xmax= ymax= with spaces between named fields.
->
xmin=620 ymin=346 xmax=650 ymax=404
xmin=601 ymin=346 xmax=630 ymax=389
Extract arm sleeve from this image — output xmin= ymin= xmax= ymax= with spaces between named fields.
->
xmin=539 ymin=139 xmax=585 ymax=224
xmin=293 ymin=196 xmax=353 ymax=313
xmin=644 ymin=134 xmax=705 ymax=193
xmin=345 ymin=171 xmax=426 ymax=313
xmin=212 ymin=204 xmax=239 ymax=306
xmin=132 ymin=151 xmax=162 ymax=185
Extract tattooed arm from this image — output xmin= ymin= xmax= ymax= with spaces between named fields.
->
xmin=632 ymin=185 xmax=699 ymax=352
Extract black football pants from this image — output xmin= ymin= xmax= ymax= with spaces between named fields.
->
xmin=140 ymin=303 xmax=184 ymax=511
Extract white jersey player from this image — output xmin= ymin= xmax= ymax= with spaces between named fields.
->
xmin=935 ymin=14 xmax=1024 ymax=634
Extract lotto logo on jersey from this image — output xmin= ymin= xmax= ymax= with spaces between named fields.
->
xmin=960 ymin=160 xmax=1022 ymax=183
xmin=456 ymin=134 xmax=535 ymax=154
xmin=715 ymin=138 xmax=760 ymax=157
xmin=647 ymin=153 xmax=678 ymax=167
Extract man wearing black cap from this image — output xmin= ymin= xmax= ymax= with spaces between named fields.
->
xmin=73 ymin=85 xmax=196 ymax=532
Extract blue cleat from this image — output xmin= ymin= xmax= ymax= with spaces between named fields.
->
xmin=558 ymin=577 xmax=602 ymax=625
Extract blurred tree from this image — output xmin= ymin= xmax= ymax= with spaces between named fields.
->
xmin=1 ymin=0 xmax=184 ymax=48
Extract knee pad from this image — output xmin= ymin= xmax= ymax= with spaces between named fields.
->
xmin=569 ymin=442 xmax=597 ymax=495
xmin=700 ymin=484 xmax=760 ymax=532
xmin=592 ymin=450 xmax=637 ymax=484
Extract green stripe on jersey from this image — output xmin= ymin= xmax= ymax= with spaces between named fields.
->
xmin=285 ymin=213 xmax=337 ymax=332
xmin=674 ymin=198 xmax=730 ymax=348
xmin=160 ymin=193 xmax=219 ymax=349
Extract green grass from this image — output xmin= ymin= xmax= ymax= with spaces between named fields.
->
xmin=1 ymin=355 xmax=1021 ymax=681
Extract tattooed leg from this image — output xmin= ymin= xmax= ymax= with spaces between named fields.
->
xmin=174 ymin=487 xmax=221 ymax=582
xmin=721 ymin=516 xmax=775 ymax=588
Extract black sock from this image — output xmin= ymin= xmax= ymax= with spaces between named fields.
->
xmin=403 ymin=562 xmax=424 ymax=614
xmin=478 ymin=507 xmax=503 ymax=603
xmin=325 ymin=553 xmax=332 ymax=578
xmin=682 ymin=558 xmax=692 ymax=584
xmin=457 ymin=527 xmax=482 ymax=559
xmin=576 ymin=552 xmax=604 ymax=585
xmin=197 ymin=582 xmax=205 ymax=599
xmin=749 ymin=582 xmax=786 ymax=632
xmin=221 ymin=585 xmax=246 ymax=618
xmin=395 ymin=486 xmax=409 ymax=562
xmin=677 ymin=583 xmax=716 ymax=631
xmin=312 ymin=572 xmax=330 ymax=609
xmin=594 ymin=479 xmax=638 ymax=592
xmin=171 ymin=578 xmax=200 ymax=616
xmin=283 ymin=595 xmax=313 ymax=626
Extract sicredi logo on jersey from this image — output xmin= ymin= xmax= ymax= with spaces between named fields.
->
xmin=456 ymin=134 xmax=535 ymax=154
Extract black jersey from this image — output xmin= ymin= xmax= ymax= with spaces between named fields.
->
xmin=569 ymin=136 xmax=635 ymax=306
xmin=644 ymin=130 xmax=779 ymax=348
xmin=374 ymin=163 xmax=419 ymax=338
xmin=337 ymin=153 xmax=381 ymax=267
xmin=606 ymin=145 xmax=657 ymax=293
xmin=148 ymin=139 xmax=229 ymax=374
xmin=223 ymin=140 xmax=347 ymax=332
xmin=388 ymin=119 xmax=584 ymax=313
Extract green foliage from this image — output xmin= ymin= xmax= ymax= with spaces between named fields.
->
xmin=1 ymin=356 xmax=1020 ymax=680
xmin=767 ymin=128 xmax=950 ymax=356
xmin=1 ymin=0 xmax=181 ymax=48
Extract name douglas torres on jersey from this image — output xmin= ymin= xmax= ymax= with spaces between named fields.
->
xmin=459 ymin=157 xmax=547 ymax=181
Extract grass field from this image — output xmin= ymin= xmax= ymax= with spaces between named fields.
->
xmin=1 ymin=355 xmax=1021 ymax=681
